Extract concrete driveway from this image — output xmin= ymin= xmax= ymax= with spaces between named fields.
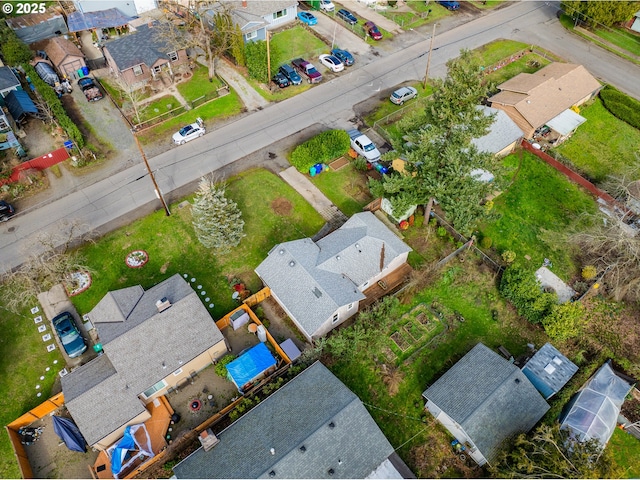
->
xmin=308 ymin=9 xmax=372 ymax=55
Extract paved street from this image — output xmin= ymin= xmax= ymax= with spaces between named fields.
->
xmin=1 ymin=1 xmax=640 ymax=272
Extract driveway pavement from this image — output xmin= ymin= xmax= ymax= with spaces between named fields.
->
xmin=310 ymin=9 xmax=372 ymax=55
xmin=342 ymin=1 xmax=404 ymax=34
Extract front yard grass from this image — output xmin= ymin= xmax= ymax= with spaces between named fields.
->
xmin=555 ymin=98 xmax=640 ymax=183
xmin=365 ymin=82 xmax=433 ymax=126
xmin=592 ymin=26 xmax=640 ymax=57
xmin=137 ymin=95 xmax=180 ymax=123
xmin=176 ymin=65 xmax=225 ymax=102
xmin=270 ymin=25 xmax=327 ymax=66
xmin=478 ymin=150 xmax=597 ymax=281
xmin=309 ymin=162 xmax=373 ymax=216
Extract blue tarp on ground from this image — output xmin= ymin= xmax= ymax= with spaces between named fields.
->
xmin=5 ymin=90 xmax=38 ymax=123
xmin=67 ymin=8 xmax=133 ymax=32
xmin=52 ymin=416 xmax=87 ymax=453
xmin=226 ymin=342 xmax=277 ymax=393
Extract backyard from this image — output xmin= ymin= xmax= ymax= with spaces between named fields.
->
xmin=270 ymin=25 xmax=327 ymax=67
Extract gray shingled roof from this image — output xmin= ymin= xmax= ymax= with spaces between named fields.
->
xmin=255 ymin=212 xmax=411 ymax=339
xmin=423 ymin=344 xmax=549 ymax=464
xmin=221 ymin=0 xmax=297 ymax=18
xmin=173 ymin=362 xmax=396 ymax=479
xmin=0 ymin=67 xmax=20 ymax=92
xmin=63 ymin=274 xmax=225 ymax=446
xmin=471 ymin=106 xmax=524 ymax=154
xmin=104 ymin=22 xmax=178 ymax=71
xmin=522 ymin=343 xmax=578 ymax=399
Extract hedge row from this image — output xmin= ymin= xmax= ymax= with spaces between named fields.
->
xmin=599 ymin=85 xmax=640 ymax=130
xmin=24 ymin=64 xmax=85 ymax=149
xmin=290 ymin=129 xmax=350 ymax=173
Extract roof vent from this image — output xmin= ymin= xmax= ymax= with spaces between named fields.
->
xmin=289 ymin=261 xmax=296 ymax=267
xmin=514 ymin=378 xmax=521 ymax=384
xmin=336 ymin=255 xmax=340 ymax=260
xmin=269 ymin=471 xmax=275 ymax=477
xmin=552 ymin=355 xmax=562 ymax=365
xmin=328 ymin=468 xmax=335 ymax=475
xmin=299 ymin=445 xmax=306 ymax=452
xmin=270 ymin=447 xmax=276 ymax=455
xmin=279 ymin=249 xmax=285 ymax=255
xmin=198 ymin=428 xmax=220 ymax=452
xmin=155 ymin=297 xmax=171 ymax=312
xmin=328 ymin=421 xmax=335 ymax=428
xmin=312 ymin=287 xmax=322 ymax=299
xmin=544 ymin=363 xmax=557 ymax=375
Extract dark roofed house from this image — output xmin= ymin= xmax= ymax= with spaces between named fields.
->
xmin=0 ymin=67 xmax=21 ymax=98
xmin=62 ymin=274 xmax=228 ymax=451
xmin=5 ymin=8 xmax=68 ymax=44
xmin=173 ymin=362 xmax=415 ymax=479
xmin=103 ymin=22 xmax=188 ymax=90
xmin=521 ymin=343 xmax=578 ymax=400
xmin=423 ymin=343 xmax=550 ymax=466
xmin=256 ymin=212 xmax=412 ymax=342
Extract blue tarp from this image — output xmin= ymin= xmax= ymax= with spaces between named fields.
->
xmin=111 ymin=426 xmax=135 ymax=475
xmin=67 ymin=8 xmax=133 ymax=32
xmin=52 ymin=416 xmax=87 ymax=453
xmin=5 ymin=90 xmax=38 ymax=122
xmin=226 ymin=343 xmax=277 ymax=393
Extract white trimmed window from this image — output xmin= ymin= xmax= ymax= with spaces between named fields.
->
xmin=133 ymin=65 xmax=143 ymax=76
xmin=172 ymin=368 xmax=183 ymax=376
xmin=168 ymin=51 xmax=178 ymax=62
xmin=332 ymin=313 xmax=339 ymax=324
xmin=245 ymin=30 xmax=257 ymax=40
xmin=142 ymin=379 xmax=167 ymax=398
xmin=273 ymin=9 xmax=286 ymax=19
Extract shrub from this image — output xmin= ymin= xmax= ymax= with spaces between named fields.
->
xmin=499 ymin=265 xmax=556 ymax=323
xmin=480 ymin=236 xmax=492 ymax=249
xmin=436 ymin=226 xmax=447 ymax=237
xmin=352 ymin=156 xmax=368 ymax=172
xmin=214 ymin=353 xmax=236 ymax=377
xmin=599 ymin=85 xmax=640 ymax=130
xmin=290 ymin=130 xmax=350 ymax=172
xmin=501 ymin=250 xmax=516 ymax=264
xmin=542 ymin=302 xmax=585 ymax=341
xmin=581 ymin=265 xmax=597 ymax=280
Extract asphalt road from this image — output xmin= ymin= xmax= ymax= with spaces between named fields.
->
xmin=2 ymin=1 xmax=639 ymax=272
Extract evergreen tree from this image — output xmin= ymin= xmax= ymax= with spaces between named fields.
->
xmin=231 ymin=24 xmax=246 ymax=67
xmin=192 ymin=176 xmax=245 ymax=252
xmin=563 ymin=1 xmax=640 ymax=28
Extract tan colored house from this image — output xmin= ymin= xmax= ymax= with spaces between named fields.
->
xmin=61 ymin=274 xmax=228 ymax=450
xmin=32 ymin=37 xmax=86 ymax=80
xmin=103 ymin=22 xmax=188 ymax=89
xmin=489 ymin=63 xmax=601 ymax=139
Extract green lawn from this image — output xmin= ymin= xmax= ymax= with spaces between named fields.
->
xmin=247 ymin=73 xmax=313 ymax=102
xmin=555 ymin=98 xmax=640 ymax=183
xmin=483 ymin=53 xmax=551 ymax=86
xmin=479 ymin=150 xmax=597 ymax=281
xmin=593 ymin=27 xmax=640 ymax=57
xmin=365 ymin=82 xmax=433 ymax=126
xmin=176 ymin=65 xmax=225 ymax=102
xmin=608 ymin=427 xmax=640 ymax=479
xmin=138 ymin=95 xmax=180 ymax=123
xmin=309 ymin=162 xmax=373 ymax=216
xmin=270 ymin=25 xmax=327 ymax=67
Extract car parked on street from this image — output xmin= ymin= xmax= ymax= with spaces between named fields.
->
xmin=279 ymin=64 xmax=302 ymax=85
xmin=297 ymin=11 xmax=318 ymax=25
xmin=319 ymin=0 xmax=335 ymax=12
xmin=331 ymin=48 xmax=354 ymax=66
xmin=52 ymin=311 xmax=87 ymax=358
xmin=390 ymin=86 xmax=418 ymax=105
xmin=364 ymin=21 xmax=383 ymax=40
xmin=172 ymin=118 xmax=205 ymax=145
xmin=318 ymin=54 xmax=344 ymax=72
xmin=437 ymin=0 xmax=460 ymax=10
xmin=0 ymin=200 xmax=15 ymax=222
xmin=337 ymin=8 xmax=357 ymax=25
xmin=292 ymin=58 xmax=323 ymax=84
xmin=272 ymin=71 xmax=290 ymax=88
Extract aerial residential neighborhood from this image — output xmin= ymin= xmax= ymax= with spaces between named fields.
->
xmin=1 ymin=0 xmax=640 ymax=479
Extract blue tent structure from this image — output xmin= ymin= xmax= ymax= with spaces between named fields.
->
xmin=67 ymin=8 xmax=133 ymax=32
xmin=226 ymin=343 xmax=277 ymax=393
xmin=52 ymin=416 xmax=87 ymax=453
xmin=5 ymin=90 xmax=38 ymax=123
xmin=110 ymin=424 xmax=154 ymax=477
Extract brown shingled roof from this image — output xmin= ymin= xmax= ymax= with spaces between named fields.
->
xmin=43 ymin=37 xmax=84 ymax=67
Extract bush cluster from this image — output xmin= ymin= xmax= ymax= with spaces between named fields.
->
xmin=599 ymin=85 xmax=640 ymax=130
xmin=499 ymin=265 xmax=556 ymax=324
xmin=214 ymin=353 xmax=236 ymax=377
xmin=290 ymin=130 xmax=350 ymax=172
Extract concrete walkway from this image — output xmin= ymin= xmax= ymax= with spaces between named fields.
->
xmin=215 ymin=57 xmax=269 ymax=112
xmin=345 ymin=1 xmax=404 ymax=35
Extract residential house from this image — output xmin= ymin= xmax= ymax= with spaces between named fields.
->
xmin=521 ymin=343 xmax=578 ymax=400
xmin=255 ymin=212 xmax=412 ymax=342
xmin=5 ymin=8 xmax=68 ymax=44
xmin=471 ymin=106 xmax=524 ymax=157
xmin=560 ymin=361 xmax=634 ymax=447
xmin=61 ymin=274 xmax=228 ymax=450
xmin=103 ymin=22 xmax=188 ymax=89
xmin=0 ymin=109 xmax=22 ymax=152
xmin=0 ymin=66 xmax=21 ymax=98
xmin=422 ymin=343 xmax=550 ymax=466
xmin=73 ymin=0 xmax=157 ymax=18
xmin=173 ymin=361 xmax=415 ymax=479
xmin=488 ymin=63 xmax=601 ymax=139
xmin=205 ymin=0 xmax=298 ymax=43
xmin=32 ymin=37 xmax=86 ymax=80
xmin=625 ymin=10 xmax=640 ymax=33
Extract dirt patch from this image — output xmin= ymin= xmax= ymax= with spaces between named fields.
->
xmin=59 ymin=95 xmax=112 ymax=156
xmin=271 ymin=197 xmax=293 ymax=216
xmin=160 ymin=262 xmax=170 ymax=274
xmin=329 ymin=157 xmax=349 ymax=171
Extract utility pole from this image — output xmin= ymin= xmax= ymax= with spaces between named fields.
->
xmin=133 ymin=134 xmax=171 ymax=216
xmin=266 ymin=30 xmax=271 ymax=81
xmin=424 ymin=22 xmax=436 ymax=90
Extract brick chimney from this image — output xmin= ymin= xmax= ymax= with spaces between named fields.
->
xmin=242 ymin=0 xmax=247 ymax=7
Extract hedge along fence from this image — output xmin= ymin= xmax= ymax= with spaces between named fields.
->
xmin=23 ymin=64 xmax=85 ymax=149
xmin=599 ymin=85 xmax=640 ymax=130
xmin=290 ymin=129 xmax=350 ymax=173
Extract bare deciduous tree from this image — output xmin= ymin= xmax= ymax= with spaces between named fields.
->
xmin=111 ymin=75 xmax=149 ymax=125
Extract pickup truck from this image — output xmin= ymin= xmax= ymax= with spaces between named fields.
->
xmin=291 ymin=58 xmax=323 ymax=84
xmin=347 ymin=129 xmax=381 ymax=163
xmin=78 ymin=77 xmax=103 ymax=102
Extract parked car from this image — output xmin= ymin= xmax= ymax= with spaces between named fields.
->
xmin=337 ymin=8 xmax=357 ymax=25
xmin=437 ymin=0 xmax=460 ymax=10
xmin=390 ymin=86 xmax=418 ymax=105
xmin=364 ymin=21 xmax=383 ymax=40
xmin=297 ymin=11 xmax=318 ymax=25
xmin=272 ymin=71 xmax=290 ymax=88
xmin=78 ymin=77 xmax=103 ymax=102
xmin=52 ymin=311 xmax=87 ymax=358
xmin=331 ymin=48 xmax=354 ymax=66
xmin=279 ymin=64 xmax=302 ymax=85
xmin=292 ymin=58 xmax=323 ymax=84
xmin=172 ymin=118 xmax=205 ymax=145
xmin=319 ymin=0 xmax=335 ymax=12
xmin=318 ymin=54 xmax=344 ymax=72
xmin=0 ymin=200 xmax=15 ymax=222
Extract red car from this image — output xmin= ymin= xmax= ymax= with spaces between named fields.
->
xmin=364 ymin=21 xmax=382 ymax=41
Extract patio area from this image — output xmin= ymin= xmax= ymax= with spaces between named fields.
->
xmin=360 ymin=263 xmax=413 ymax=309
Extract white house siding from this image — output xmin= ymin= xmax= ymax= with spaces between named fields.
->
xmin=270 ymin=290 xmax=313 ymax=343
xmin=312 ymin=301 xmax=360 ymax=341
xmin=94 ymin=409 xmax=151 ymax=450
xmin=264 ymin=5 xmax=297 ymax=30
xmin=358 ymin=252 xmax=409 ymax=290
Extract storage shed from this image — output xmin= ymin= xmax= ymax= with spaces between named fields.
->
xmin=521 ymin=343 xmax=578 ymax=400
xmin=226 ymin=343 xmax=277 ymax=393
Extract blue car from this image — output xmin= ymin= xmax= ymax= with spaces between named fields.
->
xmin=53 ymin=311 xmax=87 ymax=358
xmin=279 ymin=64 xmax=302 ymax=85
xmin=337 ymin=8 xmax=357 ymax=25
xmin=331 ymin=48 xmax=354 ymax=66
xmin=437 ymin=0 xmax=460 ymax=10
xmin=297 ymin=11 xmax=318 ymax=25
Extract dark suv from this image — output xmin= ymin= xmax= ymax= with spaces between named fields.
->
xmin=0 ymin=201 xmax=15 ymax=222
xmin=52 ymin=311 xmax=87 ymax=358
xmin=337 ymin=8 xmax=357 ymax=25
xmin=279 ymin=64 xmax=302 ymax=85
xmin=272 ymin=71 xmax=290 ymax=88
